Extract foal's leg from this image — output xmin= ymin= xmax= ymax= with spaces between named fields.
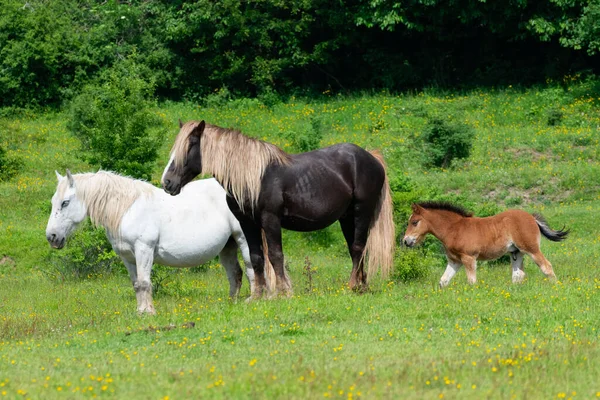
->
xmin=460 ymin=255 xmax=478 ymax=285
xmin=439 ymin=259 xmax=462 ymax=288
xmin=134 ymin=242 xmax=156 ymax=314
xmin=527 ymin=251 xmax=557 ymax=281
xmin=219 ymin=238 xmax=244 ymax=298
xmin=510 ymin=251 xmax=526 ymax=283
xmin=261 ymin=212 xmax=292 ymax=296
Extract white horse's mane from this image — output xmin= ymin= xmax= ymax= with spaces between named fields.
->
xmin=57 ymin=171 xmax=154 ymax=237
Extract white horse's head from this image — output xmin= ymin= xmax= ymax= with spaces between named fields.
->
xmin=46 ymin=170 xmax=87 ymax=249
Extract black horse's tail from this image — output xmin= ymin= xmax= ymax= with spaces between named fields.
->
xmin=533 ymin=213 xmax=569 ymax=242
xmin=364 ymin=150 xmax=396 ymax=280
xmin=261 ymin=230 xmax=277 ymax=294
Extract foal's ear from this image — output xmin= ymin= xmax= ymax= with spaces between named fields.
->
xmin=55 ymin=170 xmax=63 ymax=182
xmin=411 ymin=203 xmax=422 ymax=215
xmin=191 ymin=120 xmax=206 ymax=138
xmin=179 ymin=119 xmax=183 ymax=129
xmin=66 ymin=169 xmax=75 ymax=188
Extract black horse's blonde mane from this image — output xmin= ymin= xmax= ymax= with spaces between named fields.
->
xmin=418 ymin=201 xmax=473 ymax=217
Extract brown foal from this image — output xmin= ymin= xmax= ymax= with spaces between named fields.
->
xmin=402 ymin=202 xmax=569 ymax=287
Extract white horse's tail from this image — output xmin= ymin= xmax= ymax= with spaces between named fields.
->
xmin=261 ymin=230 xmax=277 ymax=294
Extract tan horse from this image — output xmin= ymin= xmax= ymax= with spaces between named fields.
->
xmin=402 ymin=202 xmax=569 ymax=287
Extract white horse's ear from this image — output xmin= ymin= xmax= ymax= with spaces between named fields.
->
xmin=55 ymin=170 xmax=63 ymax=182
xmin=66 ymin=169 xmax=75 ymax=188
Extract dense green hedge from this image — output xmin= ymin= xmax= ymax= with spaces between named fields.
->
xmin=1 ymin=0 xmax=599 ymax=108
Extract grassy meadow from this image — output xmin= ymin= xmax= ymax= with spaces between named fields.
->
xmin=1 ymin=81 xmax=600 ymax=399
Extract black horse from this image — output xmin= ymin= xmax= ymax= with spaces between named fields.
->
xmin=162 ymin=120 xmax=395 ymax=297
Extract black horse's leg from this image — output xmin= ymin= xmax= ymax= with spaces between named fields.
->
xmin=339 ymin=214 xmax=358 ymax=289
xmin=238 ymin=219 xmax=268 ymax=298
xmin=226 ymin=196 xmax=267 ymax=298
xmin=340 ymin=201 xmax=375 ymax=290
xmin=261 ymin=212 xmax=291 ymax=296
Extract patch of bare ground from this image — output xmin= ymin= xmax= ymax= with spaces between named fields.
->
xmin=0 ymin=255 xmax=15 ymax=266
xmin=484 ymin=180 xmax=572 ymax=206
xmin=504 ymin=147 xmax=555 ymax=162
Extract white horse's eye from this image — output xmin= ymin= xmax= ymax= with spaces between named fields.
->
xmin=61 ymin=200 xmax=70 ymax=209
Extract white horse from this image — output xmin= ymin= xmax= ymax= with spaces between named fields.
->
xmin=46 ymin=170 xmax=255 ymax=314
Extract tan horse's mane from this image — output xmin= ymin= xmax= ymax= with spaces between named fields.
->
xmin=57 ymin=171 xmax=154 ymax=237
xmin=418 ymin=201 xmax=473 ymax=218
xmin=170 ymin=121 xmax=290 ymax=213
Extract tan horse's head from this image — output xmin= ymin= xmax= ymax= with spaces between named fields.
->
xmin=402 ymin=203 xmax=430 ymax=247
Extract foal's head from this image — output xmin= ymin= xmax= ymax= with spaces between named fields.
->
xmin=46 ymin=170 xmax=87 ymax=249
xmin=402 ymin=204 xmax=431 ymax=247
xmin=162 ymin=120 xmax=205 ymax=196
xmin=403 ymin=202 xmax=472 ymax=247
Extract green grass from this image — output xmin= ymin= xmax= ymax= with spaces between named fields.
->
xmin=1 ymin=81 xmax=600 ymax=398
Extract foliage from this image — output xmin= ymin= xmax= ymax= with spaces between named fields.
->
xmin=529 ymin=0 xmax=600 ymax=55
xmin=421 ymin=116 xmax=475 ymax=168
xmin=1 ymin=0 xmax=600 ymax=108
xmin=68 ymin=59 xmax=167 ymax=180
xmin=44 ymin=222 xmax=121 ymax=281
xmin=0 ymin=145 xmax=22 ymax=181
xmin=285 ymin=115 xmax=324 ymax=153
xmin=391 ymin=248 xmax=432 ymax=282
xmin=0 ymin=0 xmax=171 ymax=108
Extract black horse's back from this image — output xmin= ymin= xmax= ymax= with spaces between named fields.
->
xmin=266 ymin=143 xmax=385 ymax=232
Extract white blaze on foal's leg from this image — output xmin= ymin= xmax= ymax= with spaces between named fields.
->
xmin=439 ymin=260 xmax=461 ymax=288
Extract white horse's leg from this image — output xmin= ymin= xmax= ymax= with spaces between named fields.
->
xmin=122 ymin=259 xmax=138 ymax=286
xmin=219 ymin=239 xmax=244 ymax=298
xmin=134 ymin=243 xmax=156 ymax=315
xmin=511 ymin=251 xmax=526 ymax=283
xmin=439 ymin=259 xmax=462 ymax=288
xmin=231 ymin=229 xmax=255 ymax=296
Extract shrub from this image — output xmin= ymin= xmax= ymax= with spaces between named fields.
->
xmin=44 ymin=222 xmax=121 ymax=281
xmin=285 ymin=115 xmax=323 ymax=153
xmin=546 ymin=107 xmax=564 ymax=126
xmin=391 ymin=248 xmax=432 ymax=283
xmin=422 ymin=116 xmax=475 ymax=168
xmin=68 ymin=59 xmax=168 ymax=180
xmin=0 ymin=145 xmax=22 ymax=181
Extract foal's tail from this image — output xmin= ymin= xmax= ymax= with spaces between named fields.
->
xmin=533 ymin=213 xmax=570 ymax=242
xmin=364 ymin=150 xmax=396 ymax=280
xmin=261 ymin=230 xmax=277 ymax=294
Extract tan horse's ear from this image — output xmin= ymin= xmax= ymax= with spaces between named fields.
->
xmin=55 ymin=170 xmax=63 ymax=182
xmin=191 ymin=120 xmax=206 ymax=138
xmin=179 ymin=119 xmax=183 ymax=128
xmin=411 ymin=203 xmax=422 ymax=215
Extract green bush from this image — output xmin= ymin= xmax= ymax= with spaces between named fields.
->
xmin=0 ymin=145 xmax=22 ymax=181
xmin=44 ymin=222 xmax=121 ymax=281
xmin=546 ymin=107 xmax=564 ymax=126
xmin=391 ymin=248 xmax=432 ymax=283
xmin=68 ymin=59 xmax=167 ymax=180
xmin=422 ymin=116 xmax=475 ymax=168
xmin=285 ymin=115 xmax=323 ymax=153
